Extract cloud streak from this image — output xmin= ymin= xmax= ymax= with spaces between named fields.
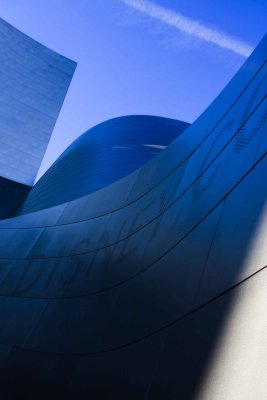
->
xmin=121 ymin=0 xmax=253 ymax=57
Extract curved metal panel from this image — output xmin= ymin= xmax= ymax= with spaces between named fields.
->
xmin=0 ymin=30 xmax=266 ymax=400
xmin=19 ymin=115 xmax=189 ymax=213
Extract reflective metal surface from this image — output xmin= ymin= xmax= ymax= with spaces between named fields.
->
xmin=0 ymin=17 xmax=76 ymax=186
xmin=0 ymin=25 xmax=266 ymax=400
xmin=19 ymin=115 xmax=190 ymax=214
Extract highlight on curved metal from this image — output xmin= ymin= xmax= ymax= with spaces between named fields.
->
xmin=0 ymin=18 xmax=266 ymax=400
xmin=18 ymin=115 xmax=190 ymax=214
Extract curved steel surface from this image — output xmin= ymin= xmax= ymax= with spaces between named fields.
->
xmin=0 ymin=33 xmax=266 ymax=400
xmin=19 ymin=115 xmax=189 ymax=214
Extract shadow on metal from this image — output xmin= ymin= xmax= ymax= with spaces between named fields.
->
xmin=0 ymin=31 xmax=266 ymax=400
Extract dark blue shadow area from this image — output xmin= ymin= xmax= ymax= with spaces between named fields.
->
xmin=0 ymin=176 xmax=30 ymax=219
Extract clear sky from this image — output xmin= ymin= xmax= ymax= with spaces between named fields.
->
xmin=0 ymin=0 xmax=266 ymax=180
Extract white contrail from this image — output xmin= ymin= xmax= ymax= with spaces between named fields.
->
xmin=121 ymin=0 xmax=253 ymax=57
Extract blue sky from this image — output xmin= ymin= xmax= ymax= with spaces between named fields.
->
xmin=0 ymin=0 xmax=266 ymax=180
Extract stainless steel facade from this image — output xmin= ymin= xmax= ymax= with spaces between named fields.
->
xmin=0 ymin=21 xmax=266 ymax=400
xmin=19 ymin=115 xmax=189 ymax=214
xmin=0 ymin=17 xmax=76 ymax=186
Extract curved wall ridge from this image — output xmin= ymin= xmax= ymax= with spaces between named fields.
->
xmin=19 ymin=115 xmax=190 ymax=214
